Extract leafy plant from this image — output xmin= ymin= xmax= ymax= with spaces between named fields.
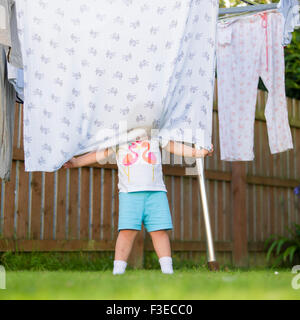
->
xmin=265 ymin=224 xmax=300 ymax=267
xmin=285 ymin=30 xmax=300 ymax=100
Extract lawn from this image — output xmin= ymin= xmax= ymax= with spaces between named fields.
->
xmin=0 ymin=269 xmax=299 ymax=300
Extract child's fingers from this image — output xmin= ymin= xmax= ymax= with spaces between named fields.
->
xmin=200 ymin=147 xmax=214 ymax=158
xmin=208 ymin=144 xmax=214 ymax=156
xmin=63 ymin=161 xmax=72 ymax=169
xmin=198 ymin=149 xmax=209 ymax=158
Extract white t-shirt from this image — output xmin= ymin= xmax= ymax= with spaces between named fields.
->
xmin=112 ymin=139 xmax=167 ymax=193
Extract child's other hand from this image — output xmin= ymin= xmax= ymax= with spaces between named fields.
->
xmin=195 ymin=144 xmax=214 ymax=158
xmin=63 ymin=157 xmax=78 ymax=169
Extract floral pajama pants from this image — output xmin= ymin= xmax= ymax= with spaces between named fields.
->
xmin=217 ymin=11 xmax=293 ymax=161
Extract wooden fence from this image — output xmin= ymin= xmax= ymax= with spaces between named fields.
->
xmin=0 ymin=89 xmax=299 ymax=267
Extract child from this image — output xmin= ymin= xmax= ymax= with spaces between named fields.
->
xmin=63 ymin=134 xmax=213 ymax=275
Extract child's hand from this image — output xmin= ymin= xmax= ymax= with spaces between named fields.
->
xmin=63 ymin=157 xmax=78 ymax=169
xmin=195 ymin=144 xmax=214 ymax=158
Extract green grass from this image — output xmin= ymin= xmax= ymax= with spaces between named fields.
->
xmin=0 ymin=269 xmax=299 ymax=300
xmin=1 ymin=252 xmax=299 ymax=300
xmin=0 ymin=251 xmax=211 ymax=271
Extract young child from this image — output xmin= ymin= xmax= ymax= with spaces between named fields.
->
xmin=63 ymin=133 xmax=213 ymax=275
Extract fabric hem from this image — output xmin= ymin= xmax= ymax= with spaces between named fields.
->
xmin=118 ymin=227 xmax=142 ymax=232
xmin=118 ymin=187 xmax=167 ymax=193
xmin=270 ymin=145 xmax=294 ymax=155
xmin=146 ymin=226 xmax=173 ymax=232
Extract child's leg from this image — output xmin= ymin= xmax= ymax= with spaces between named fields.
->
xmin=150 ymin=230 xmax=173 ymax=274
xmin=115 ymin=230 xmax=139 ymax=261
xmin=113 ymin=229 xmax=139 ymax=275
xmin=150 ymin=230 xmax=171 ymax=258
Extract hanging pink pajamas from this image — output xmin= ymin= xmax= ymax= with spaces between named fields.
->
xmin=217 ymin=11 xmax=293 ymax=161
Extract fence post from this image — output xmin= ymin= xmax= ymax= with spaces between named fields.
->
xmin=232 ymin=162 xmax=248 ymax=267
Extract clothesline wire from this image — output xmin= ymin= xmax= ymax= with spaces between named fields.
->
xmin=219 ymin=0 xmax=300 ymax=15
xmin=240 ymin=0 xmax=256 ymax=5
xmin=219 ymin=3 xmax=278 ymax=15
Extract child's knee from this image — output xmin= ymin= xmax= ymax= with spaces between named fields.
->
xmin=119 ymin=229 xmax=139 ymax=239
xmin=150 ymin=230 xmax=169 ymax=238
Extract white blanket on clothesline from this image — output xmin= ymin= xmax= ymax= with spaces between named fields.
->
xmin=15 ymin=0 xmax=218 ymax=172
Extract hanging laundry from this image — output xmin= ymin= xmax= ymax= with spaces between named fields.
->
xmin=10 ymin=0 xmax=218 ymax=172
xmin=0 ymin=0 xmax=12 ymax=47
xmin=278 ymin=0 xmax=300 ymax=46
xmin=7 ymin=0 xmax=22 ymax=68
xmin=7 ymin=63 xmax=24 ymax=101
xmin=217 ymin=11 xmax=293 ymax=162
xmin=0 ymin=0 xmax=17 ymax=181
xmin=0 ymin=0 xmax=22 ymax=68
xmin=0 ymin=46 xmax=16 ymax=181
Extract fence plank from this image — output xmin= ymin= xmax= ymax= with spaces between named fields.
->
xmin=165 ymin=175 xmax=173 ymax=241
xmin=256 ymin=185 xmax=262 ymax=241
xmin=30 ymin=171 xmax=42 ymax=239
xmin=56 ymin=169 xmax=66 ymax=240
xmin=283 ymin=189 xmax=289 ymax=237
xmin=225 ymin=182 xmax=231 ymax=241
xmin=200 ymin=181 xmax=207 ymax=241
xmin=113 ymin=170 xmax=119 ymax=239
xmin=102 ymin=169 xmax=112 ymax=240
xmin=288 ymin=189 xmax=294 ymax=230
xmin=274 ymin=187 xmax=279 ymax=235
xmin=247 ymin=175 xmax=299 ymax=188
xmin=269 ymin=186 xmax=275 ymax=236
xmin=0 ymin=239 xmax=115 ymax=252
xmin=16 ymin=162 xmax=29 ymax=239
xmin=92 ymin=168 xmax=101 ymax=240
xmin=128 ymin=230 xmax=144 ymax=269
xmin=192 ymin=178 xmax=199 ymax=240
xmin=263 ymin=186 xmax=269 ymax=239
xmin=261 ymin=121 xmax=268 ymax=176
xmin=278 ymin=188 xmax=283 ymax=235
xmin=68 ymin=169 xmax=79 ymax=240
xmin=80 ymin=168 xmax=90 ymax=240
xmin=13 ymin=104 xmax=19 ymax=149
xmin=248 ymin=184 xmax=254 ymax=242
xmin=232 ymin=162 xmax=248 ymax=267
xmin=174 ymin=176 xmax=181 ymax=240
xmin=209 ymin=180 xmax=216 ymax=241
xmin=183 ymin=177 xmax=191 ymax=241
xmin=165 ymin=175 xmax=172 ymax=210
xmin=217 ymin=182 xmax=224 ymax=241
xmin=44 ymin=172 xmax=55 ymax=239
xmin=3 ymin=161 xmax=16 ymax=239
xmin=19 ymin=104 xmax=24 ymax=150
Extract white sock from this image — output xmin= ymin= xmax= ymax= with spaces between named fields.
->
xmin=159 ymin=257 xmax=174 ymax=274
xmin=113 ymin=260 xmax=127 ymax=275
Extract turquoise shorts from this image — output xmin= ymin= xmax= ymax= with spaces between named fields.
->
xmin=118 ymin=191 xmax=173 ymax=232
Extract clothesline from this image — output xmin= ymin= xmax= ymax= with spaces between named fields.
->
xmin=219 ymin=3 xmax=278 ymax=15
xmin=219 ymin=0 xmax=300 ymax=15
